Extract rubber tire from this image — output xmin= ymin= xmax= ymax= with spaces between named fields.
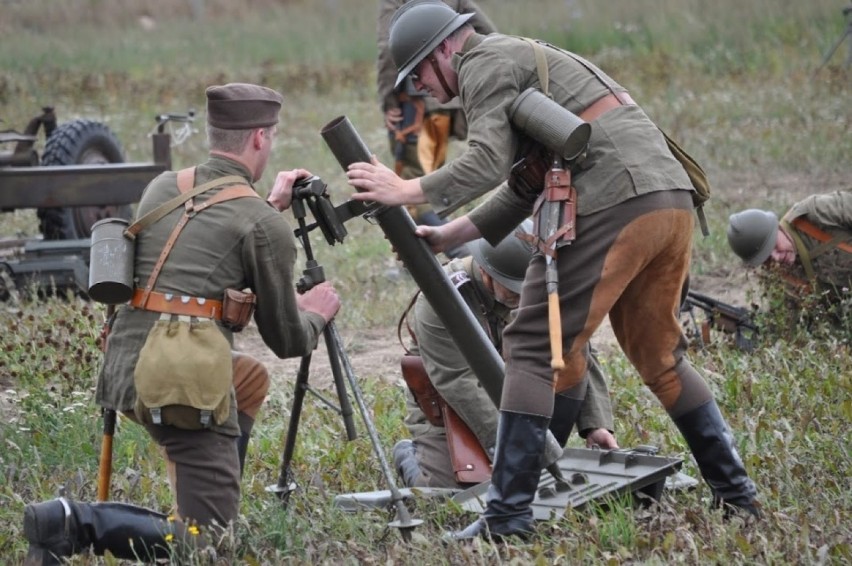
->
xmin=37 ymin=119 xmax=133 ymax=240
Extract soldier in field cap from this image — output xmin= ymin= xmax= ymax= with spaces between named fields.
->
xmin=20 ymin=82 xmax=341 ymax=564
xmin=206 ymin=82 xmax=284 ymax=130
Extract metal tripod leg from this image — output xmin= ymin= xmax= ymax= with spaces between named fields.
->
xmin=326 ymin=322 xmax=422 ymax=541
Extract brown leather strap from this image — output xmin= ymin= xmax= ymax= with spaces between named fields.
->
xmin=579 ymin=91 xmax=636 ymax=123
xmin=790 ymin=216 xmax=852 ymax=254
xmin=130 ymin=289 xmax=223 ymax=320
xmin=136 ymin=179 xmax=260 ymax=309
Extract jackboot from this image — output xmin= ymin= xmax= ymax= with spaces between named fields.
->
xmin=237 ymin=411 xmax=255 ymax=477
xmin=548 ymin=393 xmax=583 ymax=447
xmin=446 ymin=411 xmax=549 ymax=541
xmin=673 ymin=400 xmax=760 ymax=517
xmin=392 ymin=439 xmax=423 ymax=487
xmin=23 ymin=497 xmax=210 ymax=565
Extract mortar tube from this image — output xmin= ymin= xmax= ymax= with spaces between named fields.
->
xmin=320 ymin=116 xmax=564 ymax=468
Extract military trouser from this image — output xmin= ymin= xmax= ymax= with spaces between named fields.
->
xmin=502 ymin=189 xmax=709 ymax=416
xmin=144 ymin=352 xmax=270 ymax=527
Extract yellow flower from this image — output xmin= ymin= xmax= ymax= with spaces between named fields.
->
xmin=165 ymin=533 xmax=174 ymax=543
xmin=189 ymin=525 xmax=200 ymax=536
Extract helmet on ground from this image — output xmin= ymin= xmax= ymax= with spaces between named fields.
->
xmin=389 ymin=0 xmax=474 ymax=88
xmin=726 ymin=209 xmax=779 ymax=266
xmin=469 ymin=220 xmax=535 ymax=294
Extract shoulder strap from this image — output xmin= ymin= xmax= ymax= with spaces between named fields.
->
xmin=397 ymin=290 xmax=421 ymax=356
xmin=135 ymin=171 xmax=260 ymax=309
xmin=124 ymin=167 xmax=246 ymax=240
xmin=782 ymin=216 xmax=852 ymax=284
xmin=521 ymin=37 xmax=550 ymax=97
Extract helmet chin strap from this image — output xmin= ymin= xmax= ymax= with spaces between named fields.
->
xmin=426 ymin=55 xmax=454 ymax=100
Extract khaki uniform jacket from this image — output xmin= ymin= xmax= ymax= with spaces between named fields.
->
xmin=97 ymin=156 xmax=325 ymax=436
xmin=376 ymin=0 xmax=497 ymax=115
xmin=782 ymin=188 xmax=852 ymax=295
xmin=406 ymin=257 xmax=614 ymax=456
xmin=420 ymin=33 xmax=693 ymax=244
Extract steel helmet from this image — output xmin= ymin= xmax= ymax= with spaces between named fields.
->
xmin=389 ymin=0 xmax=474 ymax=89
xmin=469 ymin=220 xmax=535 ymax=294
xmin=727 ymin=209 xmax=779 ymax=266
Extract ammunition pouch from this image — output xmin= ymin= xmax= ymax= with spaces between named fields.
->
xmin=221 ymin=288 xmax=256 ymax=332
xmin=508 ymin=142 xmax=553 ymax=203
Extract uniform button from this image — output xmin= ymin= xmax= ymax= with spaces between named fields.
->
xmin=442 ymin=196 xmax=450 ymax=205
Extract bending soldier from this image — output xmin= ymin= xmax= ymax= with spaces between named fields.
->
xmin=348 ymin=0 xmax=759 ymax=541
xmin=394 ymin=221 xmax=618 ymax=489
xmin=727 ymin=188 xmax=851 ymax=328
xmin=22 ymin=83 xmax=340 ymax=564
xmin=377 ymin=0 xmax=496 ymax=227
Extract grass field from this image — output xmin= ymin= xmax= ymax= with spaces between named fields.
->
xmin=1 ymin=0 xmax=850 ymax=564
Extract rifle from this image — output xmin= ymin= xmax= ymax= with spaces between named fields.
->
xmin=681 ymin=290 xmax=759 ymax=351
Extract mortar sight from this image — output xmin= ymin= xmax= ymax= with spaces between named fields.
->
xmin=291 ymin=175 xmax=348 ymax=246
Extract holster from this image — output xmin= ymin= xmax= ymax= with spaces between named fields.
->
xmin=399 ymin=355 xmax=491 ymax=484
xmin=508 ymin=142 xmax=552 ymax=203
xmin=221 ymin=288 xmax=256 ymax=332
xmin=400 ymin=355 xmax=443 ymax=427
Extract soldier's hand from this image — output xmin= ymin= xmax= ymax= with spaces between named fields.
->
xmin=415 ymin=215 xmax=480 ymax=254
xmin=347 ymin=156 xmax=424 ymax=206
xmin=585 ymin=428 xmax=619 ymax=450
xmin=384 ymin=107 xmax=402 ymax=131
xmin=297 ymin=281 xmax=341 ymax=323
xmin=267 ymin=168 xmax=313 ymax=212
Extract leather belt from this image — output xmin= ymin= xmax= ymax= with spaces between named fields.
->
xmin=580 ymin=91 xmax=636 ymax=123
xmin=130 ymin=289 xmax=223 ymax=320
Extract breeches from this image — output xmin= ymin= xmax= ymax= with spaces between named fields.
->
xmin=144 ymin=352 xmax=269 ymax=527
xmin=501 ymin=190 xmax=712 ymax=419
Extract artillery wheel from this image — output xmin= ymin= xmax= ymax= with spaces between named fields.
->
xmin=37 ymin=119 xmax=133 ymax=240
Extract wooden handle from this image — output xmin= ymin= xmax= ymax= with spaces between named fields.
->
xmin=548 ymin=291 xmax=565 ymax=371
xmin=97 ymin=409 xmax=116 ymax=502
xmin=97 ymin=435 xmax=113 ymax=502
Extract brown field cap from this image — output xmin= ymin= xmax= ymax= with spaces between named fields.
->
xmin=206 ymin=83 xmax=283 ymax=130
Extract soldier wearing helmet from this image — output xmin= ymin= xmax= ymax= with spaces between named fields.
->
xmin=393 ymin=220 xmax=617 ymax=490
xmin=348 ymin=0 xmax=759 ymax=539
xmin=728 ymin=189 xmax=852 ymax=317
xmin=376 ymin=0 xmax=496 ymax=232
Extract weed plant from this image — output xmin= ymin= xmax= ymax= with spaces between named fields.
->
xmin=1 ymin=0 xmax=850 ymax=564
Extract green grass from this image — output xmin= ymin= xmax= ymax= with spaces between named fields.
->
xmin=2 ymin=0 xmax=851 ymax=563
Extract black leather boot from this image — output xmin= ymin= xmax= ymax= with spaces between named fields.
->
xmin=548 ymin=393 xmax=583 ymax=447
xmin=447 ymin=411 xmax=549 ymax=541
xmin=674 ymin=400 xmax=760 ymax=517
xmin=237 ymin=412 xmax=254 ymax=477
xmin=23 ymin=498 xmax=210 ymax=565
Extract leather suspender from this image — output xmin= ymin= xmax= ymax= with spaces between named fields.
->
xmin=129 ymin=167 xmax=259 ymax=310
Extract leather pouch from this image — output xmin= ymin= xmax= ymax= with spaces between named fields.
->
xmin=222 ymin=288 xmax=256 ymax=332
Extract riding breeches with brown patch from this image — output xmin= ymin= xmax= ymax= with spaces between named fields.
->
xmin=501 ymin=189 xmax=712 ymax=420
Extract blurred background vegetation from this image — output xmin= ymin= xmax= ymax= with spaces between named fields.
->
xmin=1 ymin=0 xmax=850 ymax=563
